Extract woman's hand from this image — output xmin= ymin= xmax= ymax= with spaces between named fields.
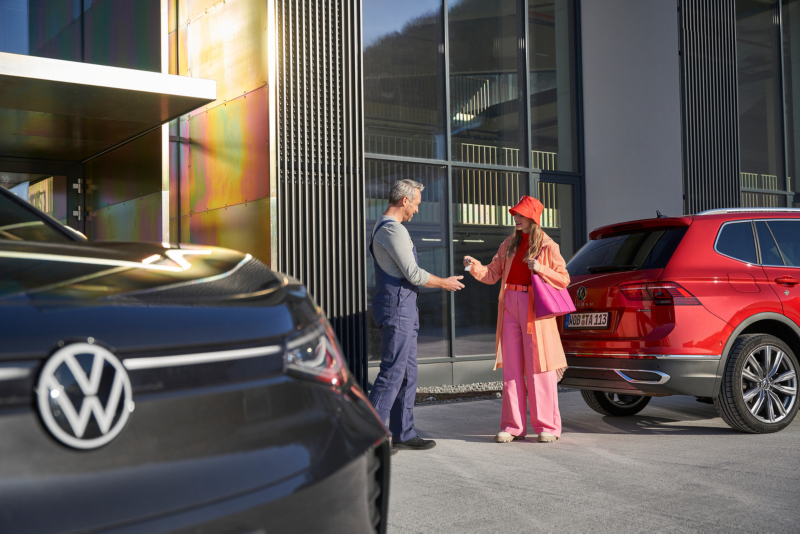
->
xmin=525 ymin=258 xmax=541 ymax=273
xmin=463 ymin=256 xmax=481 ymax=268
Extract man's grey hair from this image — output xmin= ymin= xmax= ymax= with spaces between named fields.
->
xmin=389 ymin=179 xmax=424 ymax=205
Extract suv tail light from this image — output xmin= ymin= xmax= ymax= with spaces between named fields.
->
xmin=620 ymin=282 xmax=700 ymax=306
xmin=285 ymin=318 xmax=348 ymax=386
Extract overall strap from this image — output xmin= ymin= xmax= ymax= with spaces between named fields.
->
xmin=369 ymin=218 xmax=397 ymax=259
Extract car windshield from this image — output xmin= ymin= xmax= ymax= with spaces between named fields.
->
xmin=567 ymin=227 xmax=688 ymax=277
xmin=0 ymin=190 xmax=71 ymax=242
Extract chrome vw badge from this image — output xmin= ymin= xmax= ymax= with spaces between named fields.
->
xmin=37 ymin=342 xmax=133 ymax=450
xmin=577 ymin=286 xmax=587 ymax=301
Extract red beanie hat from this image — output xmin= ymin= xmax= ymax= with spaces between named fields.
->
xmin=509 ymin=195 xmax=544 ymax=226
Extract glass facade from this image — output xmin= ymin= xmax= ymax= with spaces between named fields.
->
xmin=363 ymin=0 xmax=583 ymax=362
xmin=736 ymin=0 xmax=800 ymax=206
xmin=449 ymin=0 xmax=526 ymax=167
xmin=0 ymin=0 xmax=160 ymax=71
xmin=363 ymin=0 xmax=446 ymax=159
xmin=529 ymin=0 xmax=579 ymax=172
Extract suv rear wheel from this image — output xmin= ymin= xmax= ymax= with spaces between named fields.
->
xmin=715 ymin=334 xmax=799 ymax=434
xmin=580 ymin=390 xmax=652 ymax=416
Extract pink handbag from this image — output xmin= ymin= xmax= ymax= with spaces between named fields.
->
xmin=531 ymin=255 xmax=576 ymax=320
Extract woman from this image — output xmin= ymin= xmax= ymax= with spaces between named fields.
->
xmin=464 ymin=196 xmax=569 ymax=443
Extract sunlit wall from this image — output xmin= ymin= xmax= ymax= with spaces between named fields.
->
xmin=167 ymin=0 xmax=272 ymax=263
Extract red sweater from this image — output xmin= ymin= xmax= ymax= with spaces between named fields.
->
xmin=506 ymin=233 xmax=532 ymax=285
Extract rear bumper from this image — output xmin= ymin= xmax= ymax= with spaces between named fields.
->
xmin=560 ymin=354 xmax=721 ymax=397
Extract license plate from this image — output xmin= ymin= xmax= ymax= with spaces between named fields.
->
xmin=564 ymin=312 xmax=610 ymax=330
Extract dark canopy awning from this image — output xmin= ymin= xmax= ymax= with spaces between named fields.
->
xmin=0 ymin=52 xmax=216 ymax=162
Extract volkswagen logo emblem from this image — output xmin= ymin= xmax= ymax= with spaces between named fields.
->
xmin=577 ymin=286 xmax=587 ymax=301
xmin=36 ymin=342 xmax=133 ymax=450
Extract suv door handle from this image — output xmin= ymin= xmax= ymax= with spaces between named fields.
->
xmin=775 ymin=276 xmax=799 ymax=286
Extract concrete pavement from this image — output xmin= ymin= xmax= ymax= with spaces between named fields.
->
xmin=388 ymin=391 xmax=800 ymax=532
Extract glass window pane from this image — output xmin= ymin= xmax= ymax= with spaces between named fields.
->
xmin=716 ymin=222 xmax=758 ymax=264
xmin=756 ymin=221 xmax=784 ymax=265
xmin=363 ymin=0 xmax=446 ymax=159
xmin=537 ymin=181 xmax=575 ymax=259
xmin=449 ymin=0 xmax=526 ymax=167
xmin=737 ymin=0 xmax=786 ymax=193
xmin=0 ymin=0 xmax=31 ymax=55
xmin=452 ymin=168 xmax=527 ymax=356
xmin=0 ymin=0 xmax=82 ymax=61
xmin=766 ymin=221 xmax=800 ymax=266
xmin=529 ymin=1 xmax=578 ymax=172
xmin=784 ymin=0 xmax=800 ymax=193
xmin=366 ymin=161 xmax=450 ymax=360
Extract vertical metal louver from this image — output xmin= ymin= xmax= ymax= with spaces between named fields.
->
xmin=276 ymin=0 xmax=368 ymax=388
xmin=678 ymin=0 xmax=741 ymax=214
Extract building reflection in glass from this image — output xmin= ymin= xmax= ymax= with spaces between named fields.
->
xmin=529 ymin=0 xmax=579 ymax=172
xmin=363 ymin=0 xmax=447 ymax=159
xmin=449 ymin=0 xmax=526 ymax=168
xmin=736 ymin=0 xmax=786 ymax=197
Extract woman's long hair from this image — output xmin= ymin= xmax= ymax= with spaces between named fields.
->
xmin=507 ymin=223 xmax=543 ymax=260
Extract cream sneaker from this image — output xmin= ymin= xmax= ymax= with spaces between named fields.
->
xmin=537 ymin=432 xmax=559 ymax=443
xmin=494 ymin=431 xmax=524 ymax=443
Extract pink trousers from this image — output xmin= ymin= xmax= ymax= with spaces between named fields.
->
xmin=501 ymin=289 xmax=562 ymax=437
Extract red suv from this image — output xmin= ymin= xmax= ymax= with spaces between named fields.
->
xmin=560 ymin=208 xmax=799 ymax=433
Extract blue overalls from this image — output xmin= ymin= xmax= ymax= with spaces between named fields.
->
xmin=368 ymin=219 xmax=420 ymax=443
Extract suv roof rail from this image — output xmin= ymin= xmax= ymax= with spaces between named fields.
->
xmin=695 ymin=207 xmax=800 ymax=216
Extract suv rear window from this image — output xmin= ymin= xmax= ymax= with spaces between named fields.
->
xmin=716 ymin=221 xmax=757 ymax=264
xmin=567 ymin=228 xmax=688 ymax=277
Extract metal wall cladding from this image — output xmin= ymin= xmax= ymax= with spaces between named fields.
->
xmin=186 ymin=86 xmax=271 ymax=215
xmin=181 ymin=0 xmax=269 ymax=102
xmin=168 ymin=0 xmax=272 ymax=259
xmin=276 ymin=0 xmax=367 ymax=387
xmin=88 ymin=191 xmax=163 ymax=242
xmin=177 ymin=197 xmax=271 ymax=261
xmin=84 ymin=0 xmax=161 ymax=72
xmin=679 ymin=0 xmax=741 ymax=213
xmin=85 ymin=130 xmax=162 ymax=211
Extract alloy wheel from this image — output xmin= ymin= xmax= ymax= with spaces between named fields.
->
xmin=603 ymin=393 xmax=647 ymax=408
xmin=741 ymin=345 xmax=797 ymax=424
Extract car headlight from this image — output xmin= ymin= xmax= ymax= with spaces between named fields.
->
xmin=284 ymin=318 xmax=348 ymax=386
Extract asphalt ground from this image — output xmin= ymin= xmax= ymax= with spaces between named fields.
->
xmin=387 ymin=391 xmax=800 ymax=533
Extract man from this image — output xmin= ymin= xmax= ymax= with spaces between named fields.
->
xmin=369 ymin=179 xmax=464 ymax=453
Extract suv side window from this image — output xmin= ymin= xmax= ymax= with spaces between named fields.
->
xmin=765 ymin=220 xmax=800 ymax=266
xmin=716 ymin=221 xmax=757 ymax=264
xmin=756 ymin=221 xmax=784 ymax=265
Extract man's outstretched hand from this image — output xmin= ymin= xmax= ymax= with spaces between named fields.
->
xmin=425 ymin=275 xmax=465 ymax=291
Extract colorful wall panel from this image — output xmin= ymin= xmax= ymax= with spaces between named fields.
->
xmin=180 ymin=197 xmax=270 ymax=261
xmin=169 ymin=0 xmax=273 ymax=264
xmin=87 ymin=191 xmax=163 ymax=242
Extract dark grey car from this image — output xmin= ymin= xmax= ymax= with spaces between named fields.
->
xmin=0 ymin=187 xmax=390 ymax=533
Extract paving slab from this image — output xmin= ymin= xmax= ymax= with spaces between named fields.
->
xmin=387 ymin=391 xmax=800 ymax=533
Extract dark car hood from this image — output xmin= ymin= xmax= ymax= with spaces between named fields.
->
xmin=0 ymin=241 xmax=319 ymax=360
xmin=0 ymin=240 xmax=284 ymax=302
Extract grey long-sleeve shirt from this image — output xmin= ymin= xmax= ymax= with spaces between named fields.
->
xmin=371 ymin=215 xmax=431 ymax=286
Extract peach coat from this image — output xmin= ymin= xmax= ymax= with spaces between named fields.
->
xmin=470 ymin=232 xmax=570 ymax=373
